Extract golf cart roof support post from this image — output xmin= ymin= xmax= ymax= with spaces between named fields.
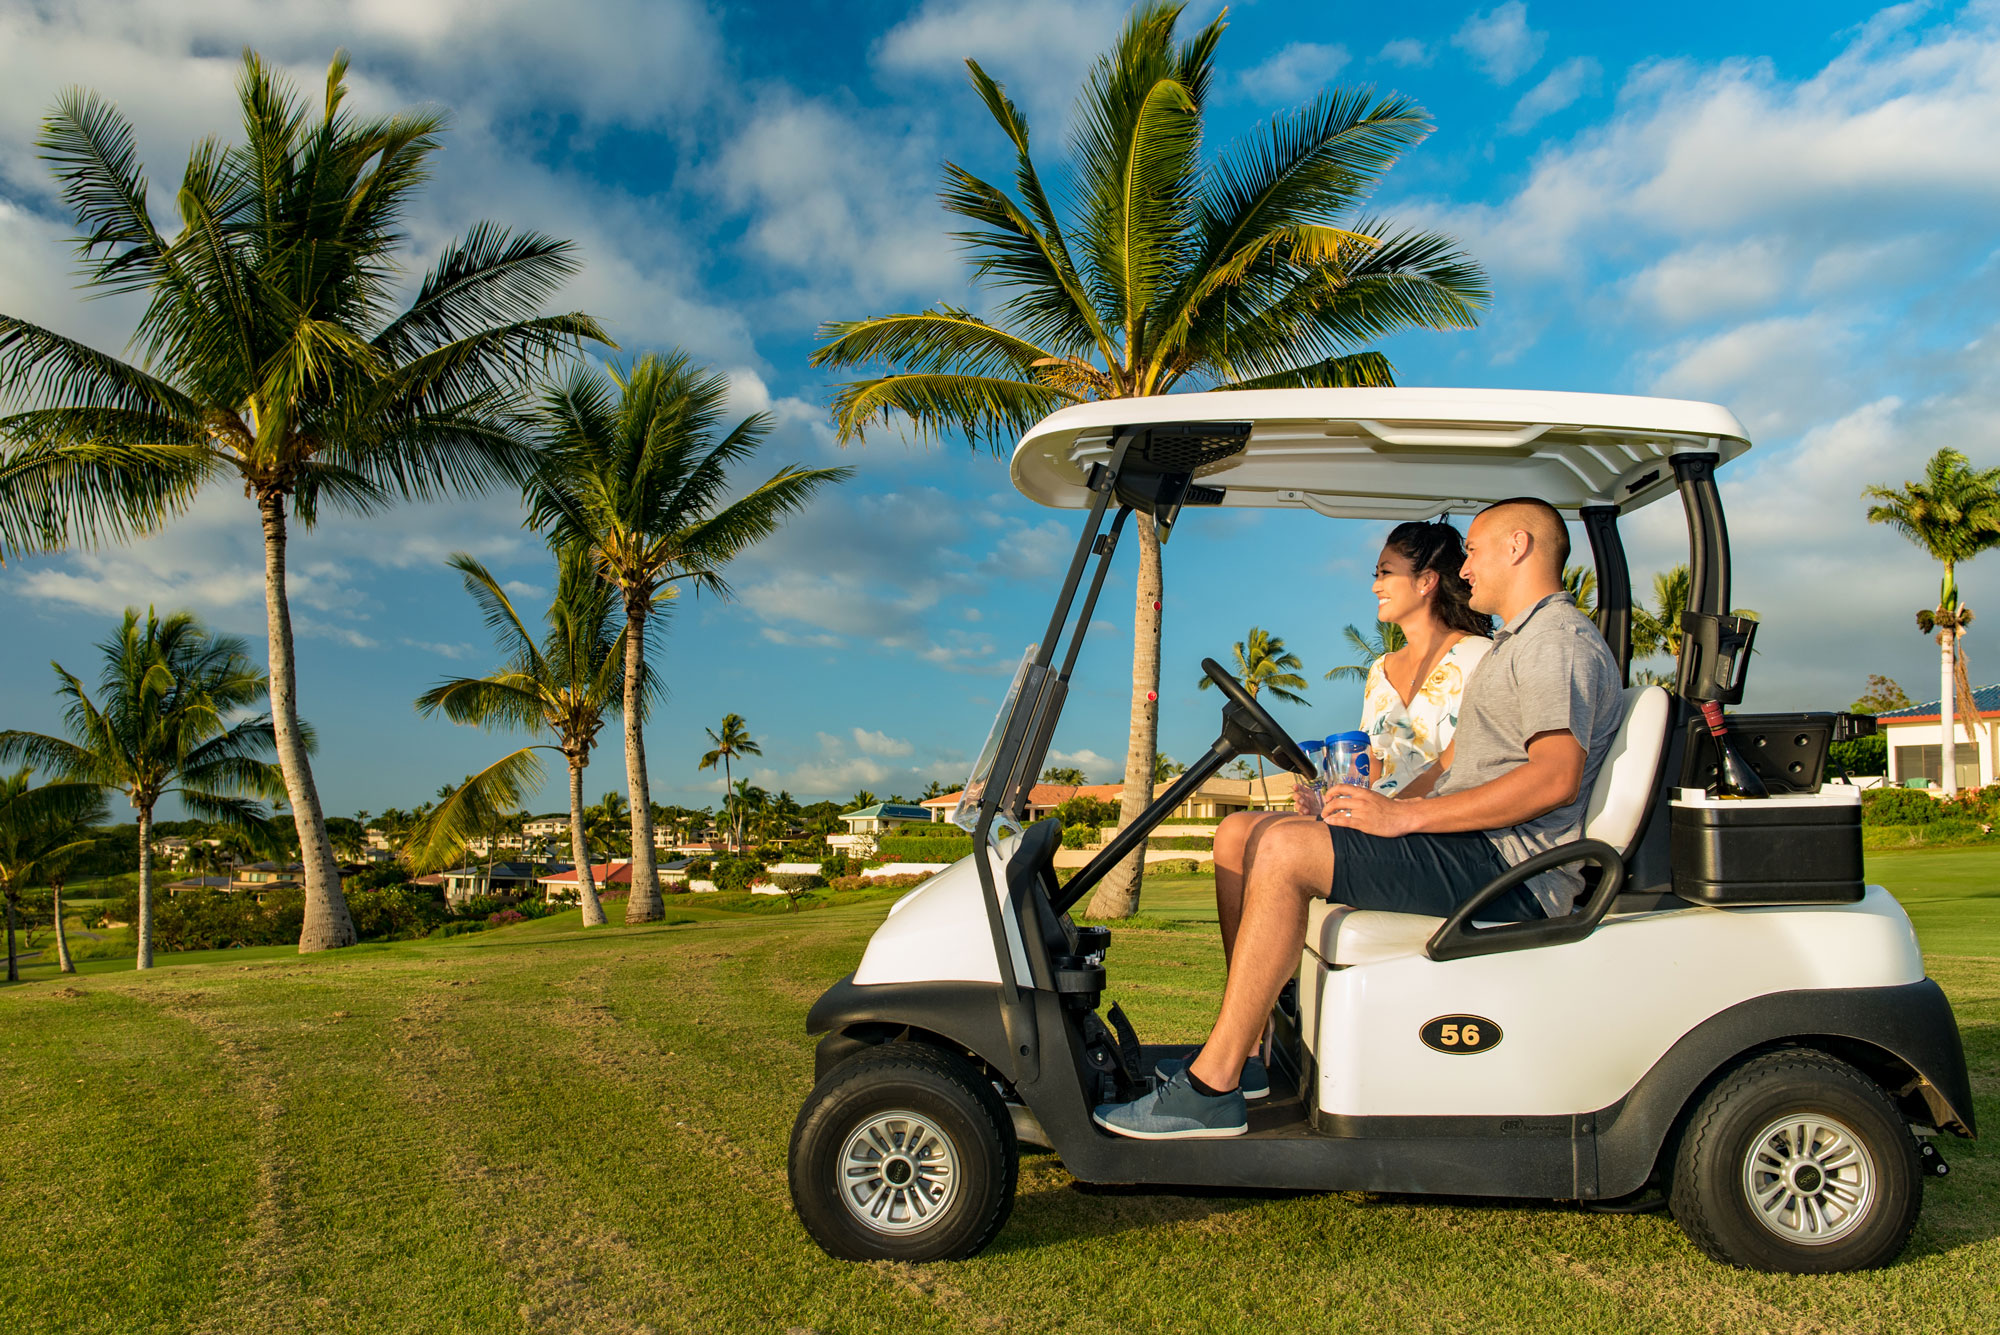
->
xmin=1002 ymin=506 xmax=1135 ymax=816
xmin=1054 ymin=737 xmax=1235 ymax=915
xmin=970 ymin=435 xmax=1133 ymax=1085
xmin=1670 ymin=452 xmax=1732 ymax=618
xmin=1580 ymin=505 xmax=1633 ymax=688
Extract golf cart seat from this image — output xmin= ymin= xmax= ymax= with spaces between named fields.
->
xmin=1308 ymin=684 xmax=1671 ymax=968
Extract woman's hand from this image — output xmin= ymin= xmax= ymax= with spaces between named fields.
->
xmin=1294 ymin=784 xmax=1324 ymax=818
xmin=1319 ymin=783 xmax=1424 ymax=838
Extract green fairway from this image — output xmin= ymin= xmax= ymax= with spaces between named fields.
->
xmin=2 ymin=874 xmax=1996 ymax=1335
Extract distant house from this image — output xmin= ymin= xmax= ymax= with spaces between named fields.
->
xmin=436 ymin=861 xmax=543 ymax=906
xmin=533 ymin=858 xmax=694 ymax=898
xmin=165 ymin=874 xmax=233 ymax=897
xmin=829 ymin=802 xmax=932 ymax=854
xmin=922 ymin=774 xmax=1301 ymax=825
xmin=522 ymin=814 xmax=571 ymax=840
xmin=233 ymin=861 xmax=304 ymax=894
xmin=1876 ymin=687 xmax=2000 ymax=789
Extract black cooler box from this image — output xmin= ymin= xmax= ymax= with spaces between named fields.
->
xmin=1669 ymin=788 xmax=1865 ymax=905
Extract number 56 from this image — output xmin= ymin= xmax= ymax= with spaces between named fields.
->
xmin=1440 ymin=1023 xmax=1482 ymax=1046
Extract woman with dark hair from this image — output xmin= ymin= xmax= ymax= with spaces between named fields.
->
xmin=1358 ymin=520 xmax=1493 ymax=797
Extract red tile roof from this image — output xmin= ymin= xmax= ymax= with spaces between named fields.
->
xmin=537 ymin=861 xmax=634 ymax=885
xmin=921 ymin=782 xmax=1123 ymax=809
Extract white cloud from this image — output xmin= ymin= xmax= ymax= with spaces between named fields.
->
xmin=1504 ymin=55 xmax=1600 ymax=133
xmin=1045 ymin=747 xmax=1120 ymax=781
xmin=1452 ymin=2 xmax=1546 ymax=85
xmin=402 ymin=638 xmax=478 ymax=660
xmin=873 ymin=0 xmax=1124 ymax=125
xmin=1644 ymin=312 xmax=1860 ymax=436
xmin=1236 ymin=42 xmax=1349 ymax=102
xmin=1624 ymin=238 xmax=1787 ymax=324
xmin=853 ymin=727 xmax=914 ymax=757
xmin=1377 ymin=38 xmax=1431 ymax=68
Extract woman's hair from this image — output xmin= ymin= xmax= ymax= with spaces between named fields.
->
xmin=1383 ymin=521 xmax=1493 ymax=638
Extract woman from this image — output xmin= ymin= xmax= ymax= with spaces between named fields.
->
xmin=1358 ymin=520 xmax=1494 ymax=798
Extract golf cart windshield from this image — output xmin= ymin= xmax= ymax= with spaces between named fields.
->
xmin=951 ymin=646 xmax=1037 ymax=834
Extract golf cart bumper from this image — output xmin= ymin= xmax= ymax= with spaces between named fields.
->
xmin=806 ymin=974 xmax=1014 ymax=1082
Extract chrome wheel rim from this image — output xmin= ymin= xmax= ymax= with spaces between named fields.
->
xmin=837 ymin=1111 xmax=960 ymax=1235
xmin=1741 ymin=1113 xmax=1876 ymax=1245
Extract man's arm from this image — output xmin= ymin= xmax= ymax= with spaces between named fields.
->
xmin=1323 ymin=729 xmax=1585 ymax=837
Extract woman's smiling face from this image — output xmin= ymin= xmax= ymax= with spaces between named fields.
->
xmin=1372 ymin=545 xmax=1433 ymax=626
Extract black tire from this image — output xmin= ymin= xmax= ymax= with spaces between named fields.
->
xmin=788 ymin=1042 xmax=1018 ymax=1262
xmin=1669 ymin=1048 xmax=1922 ymax=1273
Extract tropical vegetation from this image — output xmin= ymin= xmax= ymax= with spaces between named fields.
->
xmin=1866 ymin=448 xmax=2000 ymax=795
xmin=413 ymin=548 xmax=635 ymax=926
xmin=0 ymin=52 xmax=606 ymax=952
xmin=1197 ymin=626 xmax=1308 ymax=800
xmin=526 ymin=353 xmax=849 ymax=922
xmin=0 ymin=769 xmax=107 ymax=981
xmin=0 ymin=609 xmax=286 ymax=967
xmin=699 ymin=713 xmax=762 ymax=852
xmin=809 ymin=2 xmax=1485 ymax=917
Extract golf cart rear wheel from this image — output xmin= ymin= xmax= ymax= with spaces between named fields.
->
xmin=1669 ymin=1049 xmax=1921 ymax=1273
xmin=789 ymin=1042 xmax=1017 ymax=1262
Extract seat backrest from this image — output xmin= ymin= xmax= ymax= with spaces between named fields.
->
xmin=1583 ymin=685 xmax=1671 ymax=854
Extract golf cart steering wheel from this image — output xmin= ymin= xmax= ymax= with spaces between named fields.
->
xmin=1200 ymin=658 xmax=1319 ymax=780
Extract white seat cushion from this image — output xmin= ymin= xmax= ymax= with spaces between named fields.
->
xmin=1308 ymin=901 xmax=1445 ymax=967
xmin=1583 ymin=685 xmax=1670 ymax=851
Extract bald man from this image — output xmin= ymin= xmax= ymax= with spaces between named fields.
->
xmin=1094 ymin=496 xmax=1624 ymax=1139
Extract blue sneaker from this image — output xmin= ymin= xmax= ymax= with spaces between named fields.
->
xmin=1153 ymin=1053 xmax=1270 ymax=1101
xmin=1092 ymin=1067 xmax=1248 ymax=1140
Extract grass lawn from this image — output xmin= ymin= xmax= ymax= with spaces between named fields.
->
xmin=2 ymin=864 xmax=1995 ymax=1334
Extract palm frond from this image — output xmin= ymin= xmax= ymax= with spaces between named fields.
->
xmin=405 ymin=747 xmax=548 ymax=873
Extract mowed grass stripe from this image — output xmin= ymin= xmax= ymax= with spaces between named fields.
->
xmin=0 ymin=857 xmax=1995 ymax=1334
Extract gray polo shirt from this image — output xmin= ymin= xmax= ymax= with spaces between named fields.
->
xmin=1432 ymin=591 xmax=1624 ymax=916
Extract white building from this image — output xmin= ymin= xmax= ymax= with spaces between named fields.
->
xmin=1876 ymin=686 xmax=1999 ymax=789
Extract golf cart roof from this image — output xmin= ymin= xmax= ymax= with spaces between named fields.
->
xmin=1009 ymin=387 xmax=1751 ymax=520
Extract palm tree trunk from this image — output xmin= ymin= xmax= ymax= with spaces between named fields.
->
xmin=1940 ymin=624 xmax=1958 ymax=797
xmin=1088 ymin=513 xmax=1163 ymax=920
xmin=622 ymin=600 xmax=662 ymax=922
xmin=259 ymin=492 xmax=356 ymax=951
xmin=5 ymin=893 xmax=16 ymax=984
xmin=569 ymin=756 xmax=606 ymax=927
xmin=136 ymin=804 xmax=154 ymax=969
xmin=53 ymin=877 xmax=73 ymax=974
xmin=723 ymin=755 xmax=734 ymax=852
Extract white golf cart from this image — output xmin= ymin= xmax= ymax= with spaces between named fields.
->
xmin=787 ymin=389 xmax=1975 ymax=1274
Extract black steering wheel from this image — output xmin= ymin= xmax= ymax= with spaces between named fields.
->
xmin=1200 ymin=658 xmax=1318 ymax=780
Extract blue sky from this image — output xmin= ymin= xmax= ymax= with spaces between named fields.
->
xmin=2 ymin=0 xmax=1997 ymax=818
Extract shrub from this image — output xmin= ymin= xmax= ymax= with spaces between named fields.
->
xmin=344 ymin=863 xmax=413 ymax=893
xmin=1861 ymin=788 xmax=1939 ymax=825
xmin=1147 ymin=834 xmax=1213 ymax=850
xmin=1827 ymin=734 xmax=1887 ymax=776
xmin=765 ymin=873 xmax=825 ymax=892
xmin=1147 ymin=858 xmax=1206 ymax=875
xmin=347 ymin=885 xmax=450 ymax=941
xmin=486 ymin=908 xmax=527 ymax=926
xmin=1060 ymin=824 xmax=1099 ymax=850
xmin=876 ymin=835 xmax=971 ymax=861
xmin=827 ymin=873 xmax=934 ymax=893
xmin=1054 ymin=796 xmax=1120 ymax=828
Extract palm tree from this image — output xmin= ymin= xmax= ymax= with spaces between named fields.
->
xmin=0 ymin=610 xmax=284 ymax=968
xmin=414 ymin=547 xmax=635 ymax=926
xmin=1153 ymin=751 xmax=1185 ymax=784
xmin=0 ymin=53 xmax=606 ymax=952
xmin=730 ymin=780 xmax=769 ymax=850
xmin=1197 ymin=626 xmax=1308 ymax=804
xmin=584 ymin=792 xmax=632 ymax=859
xmin=809 ymin=4 xmax=1485 ymax=918
xmin=698 ymin=713 xmax=762 ymax=852
xmin=845 ymin=791 xmax=879 ymax=813
xmin=527 ymin=353 xmax=849 ymax=923
xmin=1629 ymin=565 xmax=1760 ymax=689
xmin=1324 ymin=620 xmax=1407 ymax=685
xmin=0 ymin=770 xmax=107 ymax=983
xmin=1041 ymin=766 xmax=1089 ymax=786
xmin=1564 ymin=565 xmax=1597 ymax=617
xmin=43 ymin=825 xmax=100 ymax=976
xmin=1866 ymin=449 xmax=2000 ymax=795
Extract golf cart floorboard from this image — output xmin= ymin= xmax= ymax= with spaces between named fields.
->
xmin=1134 ymin=1044 xmax=1317 ymax=1138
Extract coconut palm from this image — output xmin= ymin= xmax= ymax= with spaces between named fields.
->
xmin=1197 ymin=626 xmax=1308 ymax=803
xmin=1153 ymin=751 xmax=1185 ymax=784
xmin=1564 ymin=565 xmax=1597 ymax=617
xmin=730 ymin=780 xmax=768 ymax=850
xmin=810 ymin=4 xmax=1484 ymax=917
xmin=414 ymin=547 xmax=635 ymax=926
xmin=0 ymin=770 xmax=107 ymax=982
xmin=0 ymin=609 xmax=284 ymax=968
xmin=529 ymin=353 xmax=848 ymax=920
xmin=0 ymin=53 xmax=606 ymax=951
xmin=43 ymin=826 xmax=100 ymax=976
xmin=1629 ymin=564 xmax=1761 ymax=689
xmin=1324 ymin=620 xmax=1407 ymax=684
xmin=1866 ymin=448 xmax=2000 ymax=794
xmin=698 ymin=713 xmax=762 ymax=852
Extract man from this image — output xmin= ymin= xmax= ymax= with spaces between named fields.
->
xmin=1094 ymin=497 xmax=1625 ymax=1139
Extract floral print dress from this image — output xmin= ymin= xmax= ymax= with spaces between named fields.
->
xmin=1361 ymin=635 xmax=1494 ymax=795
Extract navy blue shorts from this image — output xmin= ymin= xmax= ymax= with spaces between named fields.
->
xmin=1325 ymin=824 xmax=1545 ymax=922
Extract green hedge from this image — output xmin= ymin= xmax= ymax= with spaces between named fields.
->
xmin=1146 ymin=834 xmax=1213 ymax=850
xmin=1060 ymin=824 xmax=1099 ymax=850
xmin=875 ymin=836 xmax=972 ymax=861
xmin=1146 ymin=858 xmax=1207 ymax=875
xmin=1861 ymin=788 xmax=1939 ymax=826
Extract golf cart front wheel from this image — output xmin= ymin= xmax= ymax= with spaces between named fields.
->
xmin=789 ymin=1043 xmax=1017 ymax=1261
xmin=1669 ymin=1048 xmax=1922 ymax=1273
